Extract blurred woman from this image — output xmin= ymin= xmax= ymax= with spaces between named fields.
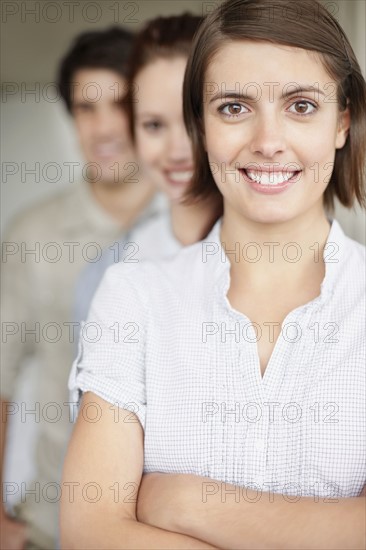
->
xmin=125 ymin=14 xmax=221 ymax=253
xmin=73 ymin=14 xmax=220 ymax=324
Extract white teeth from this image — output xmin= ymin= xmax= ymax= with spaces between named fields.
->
xmin=168 ymin=171 xmax=193 ymax=183
xmin=246 ymin=170 xmax=295 ymax=185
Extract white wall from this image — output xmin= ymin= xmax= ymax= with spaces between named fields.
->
xmin=1 ymin=97 xmax=82 ymax=231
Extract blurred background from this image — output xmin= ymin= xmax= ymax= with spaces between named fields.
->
xmin=1 ymin=0 xmax=365 ymax=242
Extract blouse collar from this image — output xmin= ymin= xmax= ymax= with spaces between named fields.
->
xmin=204 ymin=217 xmax=347 ymax=307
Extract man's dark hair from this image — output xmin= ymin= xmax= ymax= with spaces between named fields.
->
xmin=58 ymin=26 xmax=134 ymax=113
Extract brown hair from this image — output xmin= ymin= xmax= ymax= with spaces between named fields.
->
xmin=183 ymin=0 xmax=366 ymax=211
xmin=58 ymin=27 xmax=134 ymax=114
xmin=124 ymin=13 xmax=203 ymax=142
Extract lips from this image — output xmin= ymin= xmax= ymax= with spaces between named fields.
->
xmin=240 ymin=167 xmax=302 ymax=194
xmin=165 ymin=169 xmax=194 ymax=185
xmin=245 ymin=169 xmax=298 ymax=186
xmin=94 ymin=142 xmax=123 ymax=158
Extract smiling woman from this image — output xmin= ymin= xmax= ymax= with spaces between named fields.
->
xmin=134 ymin=56 xmax=194 ymax=202
xmin=123 ymin=14 xmax=221 ymax=246
xmin=184 ymin=0 xmax=366 ymax=214
xmin=202 ymin=41 xmax=350 ymax=223
xmin=61 ymin=1 xmax=366 ymax=549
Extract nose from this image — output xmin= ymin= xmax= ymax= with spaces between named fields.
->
xmin=167 ymin=124 xmax=192 ymax=164
xmin=249 ymin=112 xmax=286 ymax=158
xmin=95 ymin=105 xmax=123 ymax=138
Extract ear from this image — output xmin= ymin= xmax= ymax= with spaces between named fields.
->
xmin=335 ymin=105 xmax=351 ymax=149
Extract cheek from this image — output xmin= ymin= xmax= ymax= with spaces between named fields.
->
xmin=136 ymin=133 xmax=164 ymax=168
xmin=74 ymin=118 xmax=89 ymax=141
xmin=293 ymin=111 xmax=340 ymax=160
xmin=205 ymin=117 xmax=248 ymax=165
xmin=204 ymin=117 xmax=224 ymax=161
xmin=299 ymin=130 xmax=338 ymax=170
xmin=289 ymin=125 xmax=338 ymax=190
xmin=117 ymin=112 xmax=130 ymax=134
xmin=77 ymin=119 xmax=97 ymax=148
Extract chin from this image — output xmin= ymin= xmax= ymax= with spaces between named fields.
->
xmin=241 ymin=206 xmax=295 ymax=226
xmin=162 ymin=184 xmax=185 ymax=203
xmin=153 ymin=174 xmax=188 ymax=202
xmin=100 ymin=174 xmax=126 ymax=187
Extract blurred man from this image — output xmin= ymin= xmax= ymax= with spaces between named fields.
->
xmin=1 ymin=27 xmax=158 ymax=550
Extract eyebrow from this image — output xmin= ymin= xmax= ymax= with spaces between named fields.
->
xmin=208 ymin=86 xmax=325 ymax=104
xmin=136 ymin=112 xmax=164 ymax=119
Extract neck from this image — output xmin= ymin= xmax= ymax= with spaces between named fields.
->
xmin=221 ymin=203 xmax=331 ymax=283
xmin=90 ymin=176 xmax=155 ymax=229
xmin=170 ymin=197 xmax=221 ymax=246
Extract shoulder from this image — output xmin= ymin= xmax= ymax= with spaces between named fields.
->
xmin=131 ymin=211 xmax=170 ymax=243
xmin=133 ymin=210 xmax=170 ymax=236
xmin=96 ymin=218 xmax=222 ymax=313
xmin=344 ymin=235 xmax=365 ymax=264
xmin=105 ymin=237 xmax=219 ymax=300
xmin=129 ymin=211 xmax=180 ymax=260
xmin=3 ymin=186 xmax=76 ymax=241
xmin=327 ymin=219 xmax=365 ymax=276
xmin=341 ymin=232 xmax=365 ymax=282
xmin=329 ymin=226 xmax=366 ymax=317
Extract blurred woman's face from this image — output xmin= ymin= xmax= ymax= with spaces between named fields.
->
xmin=134 ymin=57 xmax=194 ymax=202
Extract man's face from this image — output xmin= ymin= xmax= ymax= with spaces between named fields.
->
xmin=71 ymin=68 xmax=135 ymax=185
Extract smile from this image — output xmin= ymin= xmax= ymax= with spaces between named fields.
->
xmin=244 ymin=169 xmax=298 ymax=185
xmin=240 ymin=168 xmax=302 ymax=194
xmin=165 ymin=170 xmax=194 ymax=184
xmin=94 ymin=142 xmax=123 ymax=158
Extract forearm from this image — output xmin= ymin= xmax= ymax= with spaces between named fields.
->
xmin=125 ymin=518 xmax=217 ymax=549
xmin=139 ymin=474 xmax=366 ymax=550
xmin=61 ymin=394 xmax=218 ymax=550
xmin=62 ymin=511 xmax=217 ymax=549
xmin=182 ymin=479 xmax=365 ymax=549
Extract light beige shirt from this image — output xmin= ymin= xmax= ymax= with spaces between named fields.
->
xmin=1 ymin=180 xmax=160 ymax=547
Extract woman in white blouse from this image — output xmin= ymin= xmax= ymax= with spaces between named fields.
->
xmin=61 ymin=0 xmax=366 ymax=548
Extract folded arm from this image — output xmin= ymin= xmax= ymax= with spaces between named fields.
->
xmin=138 ymin=473 xmax=366 ymax=550
xmin=60 ymin=393 xmax=217 ymax=549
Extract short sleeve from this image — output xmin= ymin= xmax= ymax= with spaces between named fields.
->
xmin=68 ymin=263 xmax=147 ymax=429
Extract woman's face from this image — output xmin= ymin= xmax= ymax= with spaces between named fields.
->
xmin=203 ymin=40 xmax=350 ymax=225
xmin=134 ymin=57 xmax=194 ymax=202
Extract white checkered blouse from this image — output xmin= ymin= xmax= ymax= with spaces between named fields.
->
xmin=70 ymin=219 xmax=365 ymax=498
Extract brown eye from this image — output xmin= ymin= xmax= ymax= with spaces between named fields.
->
xmin=294 ymin=102 xmax=308 ymax=114
xmin=220 ymin=103 xmax=247 ymax=117
xmin=289 ymin=101 xmax=317 ymax=116
xmin=228 ymin=104 xmax=242 ymax=115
